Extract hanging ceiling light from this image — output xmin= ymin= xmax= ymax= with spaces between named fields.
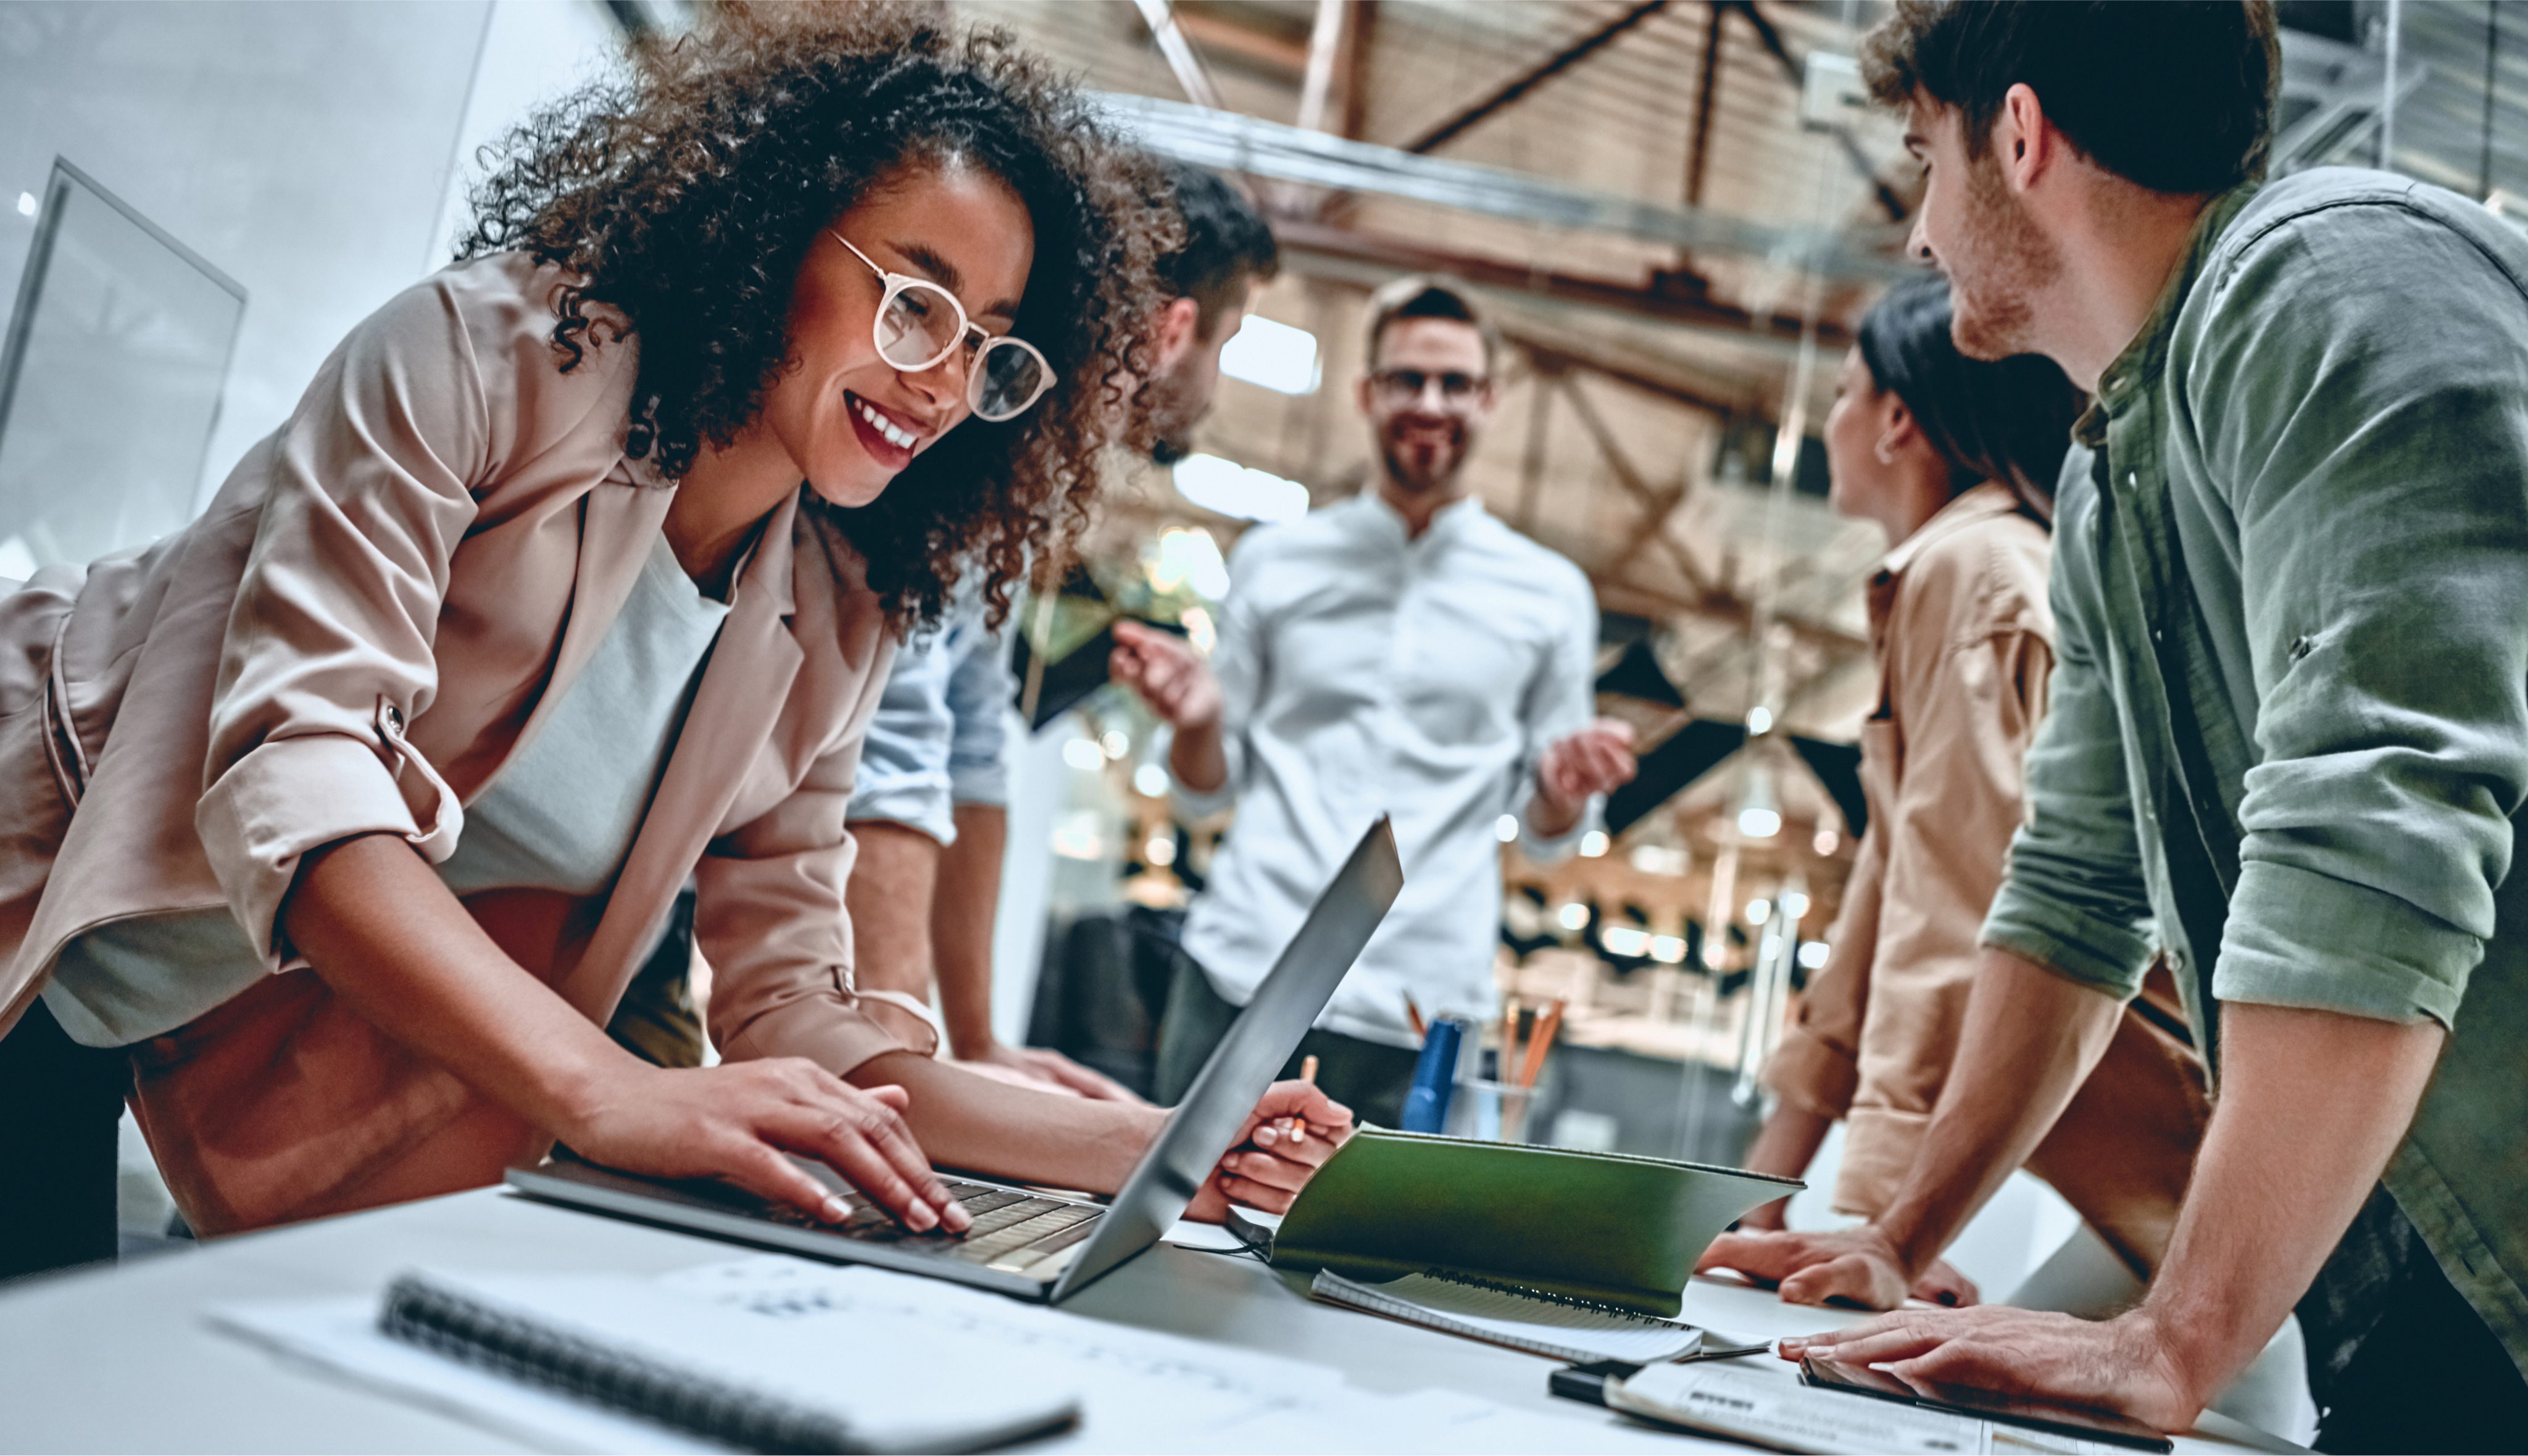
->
xmin=1736 ymin=762 xmax=1781 ymax=840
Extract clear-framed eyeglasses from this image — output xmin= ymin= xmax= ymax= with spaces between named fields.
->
xmin=1368 ymin=367 xmax=1489 ymax=409
xmin=829 ymin=231 xmax=1053 ymax=422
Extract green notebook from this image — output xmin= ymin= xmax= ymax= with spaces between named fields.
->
xmin=1248 ymin=1128 xmax=1800 ymax=1318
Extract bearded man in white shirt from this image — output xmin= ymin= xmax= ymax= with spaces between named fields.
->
xmin=1113 ymin=275 xmax=1637 ymax=1125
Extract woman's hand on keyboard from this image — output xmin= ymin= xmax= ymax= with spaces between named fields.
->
xmin=1183 ymin=1079 xmax=1354 ymax=1221
xmin=567 ymin=1058 xmax=973 ymax=1236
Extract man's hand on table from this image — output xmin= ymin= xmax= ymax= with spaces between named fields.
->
xmin=1781 ymin=1305 xmax=2200 ymax=1433
xmin=1699 ymin=1225 xmax=1912 ymax=1310
xmin=1182 ymin=1079 xmax=1354 ymax=1221
xmin=1698 ymin=1225 xmax=1978 ymax=1310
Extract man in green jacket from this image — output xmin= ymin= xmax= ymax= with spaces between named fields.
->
xmin=1702 ymin=2 xmax=2528 ymax=1447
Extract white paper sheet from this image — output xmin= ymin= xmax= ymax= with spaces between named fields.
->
xmin=1612 ymin=1362 xmax=2132 ymax=1456
xmin=211 ymin=1255 xmax=1684 ymax=1455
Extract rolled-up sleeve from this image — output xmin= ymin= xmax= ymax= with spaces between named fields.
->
xmin=1766 ymin=823 xmax=1881 ymax=1118
xmin=1982 ymin=466 xmax=2160 ymax=999
xmin=942 ymin=618 xmax=1012 ymax=810
xmin=1513 ymin=565 xmax=1601 ymax=862
xmin=1170 ymin=541 xmax=1263 ymax=820
xmin=702 ymin=647 xmax=904 ymax=1078
xmin=845 ymin=626 xmax=957 ymax=842
xmin=193 ymin=275 xmax=504 ymax=966
xmin=2190 ymin=206 xmax=2528 ymax=1028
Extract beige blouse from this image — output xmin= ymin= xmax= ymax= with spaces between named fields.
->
xmin=1764 ymin=483 xmax=2206 ymax=1277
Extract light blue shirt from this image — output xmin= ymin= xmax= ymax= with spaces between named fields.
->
xmin=846 ymin=581 xmax=1012 ymax=845
xmin=1181 ymin=493 xmax=1600 ymax=1047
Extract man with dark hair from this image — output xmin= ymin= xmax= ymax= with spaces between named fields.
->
xmin=1707 ymin=2 xmax=2528 ymax=1446
xmin=1144 ymin=159 xmax=1281 ymax=462
xmin=1110 ymin=274 xmax=1636 ymax=1126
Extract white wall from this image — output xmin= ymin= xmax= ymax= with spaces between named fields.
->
xmin=0 ymin=0 xmax=622 ymax=517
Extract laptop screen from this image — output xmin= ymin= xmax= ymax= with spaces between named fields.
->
xmin=1050 ymin=816 xmax=1403 ymax=1298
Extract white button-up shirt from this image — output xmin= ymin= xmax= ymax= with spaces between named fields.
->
xmin=1178 ymin=491 xmax=1600 ymax=1046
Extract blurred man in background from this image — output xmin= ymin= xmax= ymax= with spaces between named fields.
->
xmin=1114 ymin=275 xmax=1637 ymax=1126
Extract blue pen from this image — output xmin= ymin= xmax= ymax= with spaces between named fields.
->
xmin=1400 ymin=1016 xmax=1462 ymax=1133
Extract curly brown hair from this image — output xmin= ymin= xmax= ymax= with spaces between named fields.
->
xmin=457 ymin=2 xmax=1175 ymax=629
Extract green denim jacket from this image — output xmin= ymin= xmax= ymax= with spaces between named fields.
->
xmin=1981 ymin=167 xmax=2528 ymax=1378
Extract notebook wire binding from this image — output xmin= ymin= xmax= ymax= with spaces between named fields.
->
xmin=1308 ymin=1268 xmax=1703 ymax=1365
xmin=381 ymin=1271 xmax=867 ymax=1454
xmin=1416 ymin=1268 xmax=1694 ymax=1327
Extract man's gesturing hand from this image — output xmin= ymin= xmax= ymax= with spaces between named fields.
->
xmin=1697 ymin=1225 xmax=1919 ymax=1311
xmin=1532 ymin=718 xmax=1637 ymax=834
xmin=1183 ymin=1079 xmax=1355 ymax=1221
xmin=566 ymin=1058 xmax=973 ymax=1236
xmin=1110 ymin=620 xmax=1220 ymax=731
xmin=1781 ymin=1306 xmax=2200 ymax=1434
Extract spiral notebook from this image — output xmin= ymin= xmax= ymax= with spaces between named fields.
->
xmin=373 ymin=1268 xmax=1079 ymax=1453
xmin=1309 ymin=1269 xmax=1704 ymax=1363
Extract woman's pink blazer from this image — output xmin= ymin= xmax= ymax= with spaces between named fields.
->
xmin=0 ymin=254 xmax=907 ymax=1231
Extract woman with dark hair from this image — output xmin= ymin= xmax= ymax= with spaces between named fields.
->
xmin=1705 ymin=273 xmax=2208 ymax=1310
xmin=0 ymin=4 xmax=1343 ymax=1280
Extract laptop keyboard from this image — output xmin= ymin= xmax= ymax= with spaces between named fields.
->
xmin=750 ymin=1178 xmax=1104 ymax=1267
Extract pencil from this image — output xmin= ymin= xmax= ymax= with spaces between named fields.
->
xmin=1274 ymin=1054 xmax=1323 ymax=1144
xmin=1500 ymin=996 xmax=1521 ymax=1087
xmin=1516 ymin=998 xmax=1566 ymax=1089
xmin=1404 ymin=994 xmax=1427 ymax=1040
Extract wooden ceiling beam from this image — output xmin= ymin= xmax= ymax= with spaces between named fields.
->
xmin=1404 ymin=1 xmax=1673 ymax=154
xmin=1270 ymin=216 xmax=1854 ymax=354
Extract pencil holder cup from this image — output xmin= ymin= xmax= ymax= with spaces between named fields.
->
xmin=1448 ymin=1076 xmax=1537 ymax=1144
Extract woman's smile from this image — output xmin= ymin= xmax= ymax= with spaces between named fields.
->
xmin=844 ymin=389 xmax=929 ymax=468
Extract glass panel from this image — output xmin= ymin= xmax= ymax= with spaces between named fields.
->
xmin=0 ymin=159 xmax=245 ymax=579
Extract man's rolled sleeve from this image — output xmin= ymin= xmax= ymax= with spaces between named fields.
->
xmin=2219 ymin=863 xmax=2471 ymax=1025
xmin=1980 ymin=465 xmax=2158 ymax=1000
xmin=2189 ymin=202 xmax=2528 ymax=1028
xmin=1513 ymin=564 xmax=1602 ymax=863
xmin=1170 ymin=543 xmax=1263 ymax=820
xmin=846 ymin=625 xmax=956 ymax=844
xmin=942 ymin=617 xmax=1012 ymax=810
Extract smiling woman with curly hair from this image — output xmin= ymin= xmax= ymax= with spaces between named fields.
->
xmin=0 ymin=2 xmax=1349 ymax=1280
xmin=462 ymin=3 xmax=1165 ymax=630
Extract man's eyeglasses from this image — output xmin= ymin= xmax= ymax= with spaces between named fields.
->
xmin=1368 ymin=368 xmax=1489 ymax=407
xmin=830 ymin=231 xmax=1053 ymax=422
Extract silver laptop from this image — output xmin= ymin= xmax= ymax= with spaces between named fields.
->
xmin=507 ymin=816 xmax=1403 ymax=1303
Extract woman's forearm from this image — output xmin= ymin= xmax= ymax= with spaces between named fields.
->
xmin=848 ymin=1049 xmax=1164 ymax=1191
xmin=282 ymin=831 xmax=626 ymax=1138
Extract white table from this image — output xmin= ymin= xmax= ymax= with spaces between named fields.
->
xmin=0 ymin=1188 xmax=2299 ymax=1454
